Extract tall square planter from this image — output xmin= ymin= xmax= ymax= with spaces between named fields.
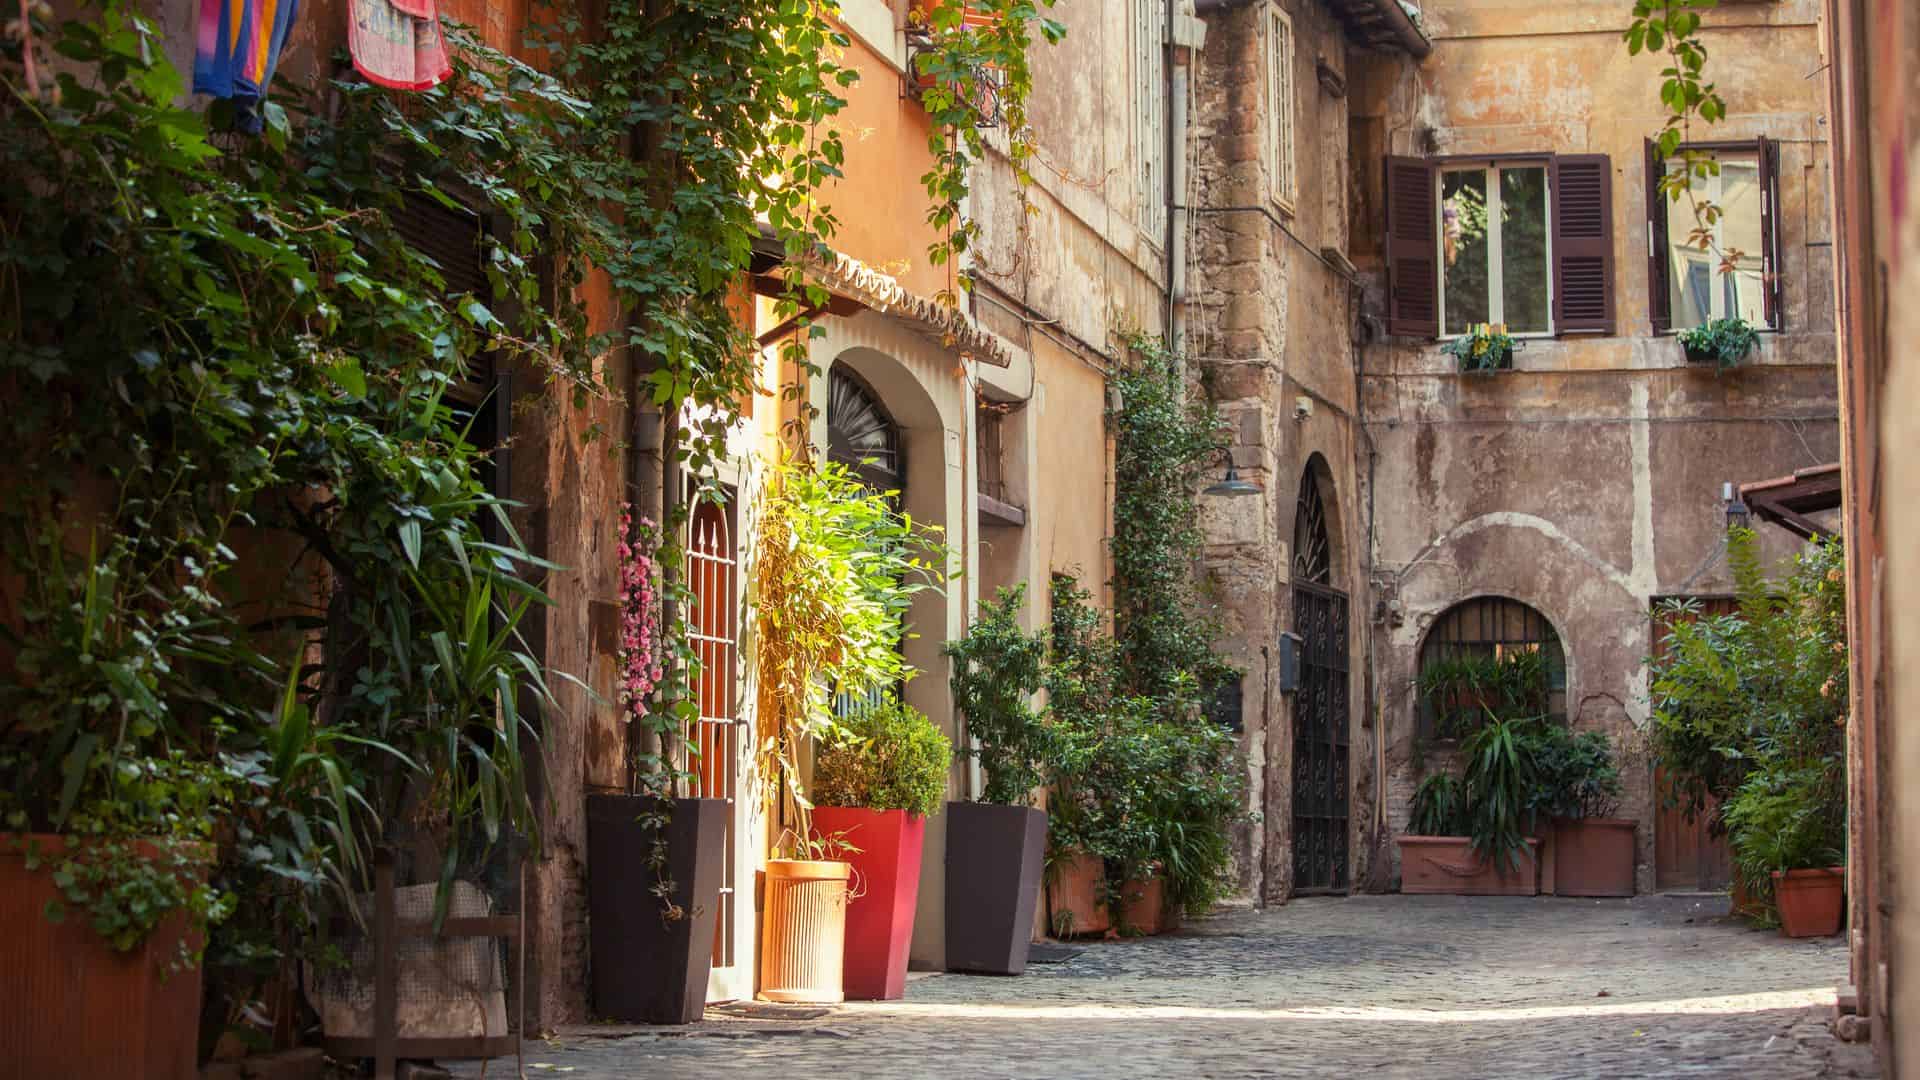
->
xmin=1398 ymin=836 xmax=1539 ymax=896
xmin=1553 ymin=818 xmax=1637 ymax=897
xmin=0 ymin=835 xmax=208 ymax=1080
xmin=812 ymin=807 xmax=926 ymax=1000
xmin=944 ymin=802 xmax=1046 ymax=974
xmin=586 ymin=795 xmax=727 ymax=1024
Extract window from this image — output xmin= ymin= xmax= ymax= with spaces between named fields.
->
xmin=1265 ymin=4 xmax=1296 ymax=211
xmin=1386 ymin=155 xmax=1615 ymax=339
xmin=1416 ymin=597 xmax=1567 ymax=739
xmin=1646 ymin=139 xmax=1781 ymax=332
xmin=1135 ymin=0 xmax=1166 ymax=239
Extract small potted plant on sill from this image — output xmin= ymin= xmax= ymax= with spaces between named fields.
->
xmin=1442 ymin=322 xmax=1516 ymax=373
xmin=1678 ymin=316 xmax=1759 ymax=370
xmin=1530 ymin=724 xmax=1634 ymax=897
xmin=752 ymin=455 xmax=944 ymax=1003
xmin=811 ymin=697 xmax=952 ymax=1001
xmin=945 ymin=583 xmax=1052 ymax=974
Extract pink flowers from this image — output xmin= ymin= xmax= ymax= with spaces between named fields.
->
xmin=617 ymin=506 xmax=665 ymax=716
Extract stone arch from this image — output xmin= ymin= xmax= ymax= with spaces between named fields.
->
xmin=1413 ymin=594 xmax=1571 ymax=737
xmin=1291 ymin=451 xmax=1345 ymax=588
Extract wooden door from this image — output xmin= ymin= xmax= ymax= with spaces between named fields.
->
xmin=1650 ymin=599 xmax=1736 ymax=892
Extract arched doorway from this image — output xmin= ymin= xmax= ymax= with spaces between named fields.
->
xmin=828 ymin=366 xmax=904 ymax=493
xmin=1290 ymin=457 xmax=1350 ymax=894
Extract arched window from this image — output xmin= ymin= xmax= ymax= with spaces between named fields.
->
xmin=828 ymin=366 xmax=903 ymax=492
xmin=1293 ymin=463 xmax=1333 ymax=585
xmin=1417 ymin=597 xmax=1567 ymax=739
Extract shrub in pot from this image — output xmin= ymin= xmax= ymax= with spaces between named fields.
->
xmin=945 ymin=584 xmax=1051 ymax=974
xmin=1723 ymin=764 xmax=1846 ymax=937
xmin=812 ymin=697 xmax=952 ymax=1000
xmin=1529 ymin=724 xmax=1633 ymax=897
xmin=752 ymin=457 xmax=942 ymax=1001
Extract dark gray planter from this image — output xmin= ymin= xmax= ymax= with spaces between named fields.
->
xmin=586 ymin=795 xmax=726 ymax=1024
xmin=943 ymin=801 xmax=1047 ymax=975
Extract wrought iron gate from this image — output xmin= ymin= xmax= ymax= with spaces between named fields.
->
xmin=1291 ymin=580 xmax=1350 ymax=894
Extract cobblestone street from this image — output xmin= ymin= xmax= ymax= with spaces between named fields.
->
xmin=450 ymin=894 xmax=1875 ymax=1079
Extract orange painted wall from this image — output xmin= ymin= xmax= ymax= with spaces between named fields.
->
xmin=820 ymin=31 xmax=950 ymax=300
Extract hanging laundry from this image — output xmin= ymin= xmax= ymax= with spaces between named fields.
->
xmin=194 ymin=0 xmax=301 ymax=132
xmin=349 ymin=0 xmax=452 ymax=92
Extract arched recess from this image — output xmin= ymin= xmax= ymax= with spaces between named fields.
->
xmin=828 ymin=366 xmax=905 ymax=493
xmin=1289 ymin=453 xmax=1351 ymax=895
xmin=1414 ymin=595 xmax=1569 ymax=740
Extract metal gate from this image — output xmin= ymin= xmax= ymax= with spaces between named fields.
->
xmin=1291 ymin=580 xmax=1350 ymax=894
xmin=685 ymin=493 xmax=745 ymax=999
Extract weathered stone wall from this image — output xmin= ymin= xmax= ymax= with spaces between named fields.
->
xmin=1351 ymin=0 xmax=1840 ymax=894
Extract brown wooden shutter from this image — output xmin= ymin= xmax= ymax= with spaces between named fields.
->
xmin=1645 ymin=139 xmax=1671 ymax=333
xmin=1552 ymin=154 xmax=1615 ymax=335
xmin=1757 ymin=135 xmax=1783 ymax=329
xmin=394 ymin=192 xmax=495 ymax=389
xmin=1385 ymin=156 xmax=1437 ymax=338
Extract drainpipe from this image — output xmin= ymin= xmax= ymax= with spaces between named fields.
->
xmin=1167 ymin=6 xmax=1206 ymax=374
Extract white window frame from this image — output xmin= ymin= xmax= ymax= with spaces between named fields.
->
xmin=1135 ymin=0 xmax=1167 ymax=240
xmin=1266 ymin=4 xmax=1297 ymax=213
xmin=1435 ymin=161 xmax=1556 ymax=338
xmin=1661 ymin=150 xmax=1768 ymax=329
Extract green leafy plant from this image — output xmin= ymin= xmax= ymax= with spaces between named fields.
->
xmin=1722 ymin=763 xmax=1845 ymax=880
xmin=1526 ymin=724 xmax=1623 ymax=821
xmin=1441 ymin=325 xmax=1516 ymax=372
xmin=751 ymin=455 xmax=943 ymax=858
xmin=1460 ymin=715 xmax=1545 ymax=871
xmin=1409 ymin=773 xmax=1470 ymax=837
xmin=946 ymin=584 xmax=1050 ymax=806
xmin=1678 ymin=316 xmax=1759 ymax=369
xmin=813 ymin=697 xmax=953 ymax=819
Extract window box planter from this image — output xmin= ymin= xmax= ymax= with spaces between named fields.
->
xmin=0 ymin=835 xmax=211 ymax=1080
xmin=1552 ymin=818 xmax=1637 ymax=897
xmin=945 ymin=801 xmax=1047 ymax=974
xmin=1397 ymin=835 xmax=1539 ymax=896
xmin=1045 ymin=850 xmax=1110 ymax=937
xmin=1772 ymin=867 xmax=1844 ymax=938
xmin=586 ymin=795 xmax=728 ymax=1024
xmin=760 ymin=859 xmax=853 ymax=1003
xmin=812 ymin=807 xmax=927 ymax=1001
xmin=1441 ymin=325 xmax=1516 ymax=374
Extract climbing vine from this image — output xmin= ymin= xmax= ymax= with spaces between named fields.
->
xmin=1108 ymin=334 xmax=1235 ymax=715
xmin=912 ymin=0 xmax=1065 ymax=306
xmin=1626 ymin=0 xmax=1745 ymax=274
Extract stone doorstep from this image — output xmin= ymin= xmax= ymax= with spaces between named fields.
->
xmin=199 ymin=1047 xmax=326 ymax=1080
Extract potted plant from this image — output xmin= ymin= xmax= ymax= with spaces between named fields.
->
xmin=1531 ymin=724 xmax=1634 ymax=897
xmin=811 ymin=697 xmax=952 ymax=1000
xmin=1678 ymin=316 xmax=1759 ymax=369
xmin=586 ymin=508 xmax=728 ymax=1025
xmin=1723 ymin=764 xmax=1846 ymax=937
xmin=944 ymin=584 xmax=1051 ymax=974
xmin=752 ymin=456 xmax=942 ymax=1002
xmin=1441 ymin=322 xmax=1516 ymax=373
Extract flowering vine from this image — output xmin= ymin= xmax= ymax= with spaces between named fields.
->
xmin=617 ymin=506 xmax=666 ymax=719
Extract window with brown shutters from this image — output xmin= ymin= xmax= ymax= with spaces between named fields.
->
xmin=1385 ymin=156 xmax=1438 ymax=338
xmin=1552 ymin=154 xmax=1615 ymax=334
xmin=1385 ymin=152 xmax=1618 ymax=341
xmin=1645 ymin=139 xmax=1781 ymax=332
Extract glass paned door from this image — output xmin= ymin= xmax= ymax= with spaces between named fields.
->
xmin=686 ymin=493 xmax=749 ymax=1002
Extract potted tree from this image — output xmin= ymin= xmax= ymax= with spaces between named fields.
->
xmin=1532 ymin=725 xmax=1635 ymax=897
xmin=944 ymin=585 xmax=1051 ymax=974
xmin=587 ymin=508 xmax=728 ymax=1026
xmin=1724 ymin=764 xmax=1846 ymax=937
xmin=751 ymin=456 xmax=942 ymax=1002
xmin=811 ymin=697 xmax=952 ymax=1000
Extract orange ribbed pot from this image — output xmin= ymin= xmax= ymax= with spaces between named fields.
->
xmin=1046 ymin=851 xmax=1109 ymax=937
xmin=759 ymin=859 xmax=851 ymax=1003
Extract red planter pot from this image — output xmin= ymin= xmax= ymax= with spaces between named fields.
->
xmin=1553 ymin=818 xmax=1637 ymax=897
xmin=1398 ymin=836 xmax=1539 ymax=896
xmin=812 ymin=807 xmax=926 ymax=1001
xmin=1117 ymin=874 xmax=1172 ymax=935
xmin=1773 ymin=867 xmax=1845 ymax=938
xmin=1046 ymin=850 xmax=1110 ymax=937
xmin=0 ymin=834 xmax=210 ymax=1080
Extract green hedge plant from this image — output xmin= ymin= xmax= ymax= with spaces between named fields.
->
xmin=946 ymin=584 xmax=1050 ymax=806
xmin=813 ymin=698 xmax=952 ymax=819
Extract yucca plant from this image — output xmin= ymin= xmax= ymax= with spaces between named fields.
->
xmin=1462 ymin=715 xmax=1544 ymax=872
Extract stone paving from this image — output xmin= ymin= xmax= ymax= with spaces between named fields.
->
xmin=452 ymin=894 xmax=1876 ymax=1079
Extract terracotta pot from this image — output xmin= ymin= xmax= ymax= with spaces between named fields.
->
xmin=812 ymin=807 xmax=926 ymax=1001
xmin=1046 ymin=850 xmax=1110 ymax=937
xmin=0 ymin=834 xmax=210 ymax=1080
xmin=586 ymin=796 xmax=727 ymax=1024
xmin=1553 ymin=818 xmax=1637 ymax=898
xmin=1397 ymin=836 xmax=1539 ymax=896
xmin=944 ymin=801 xmax=1047 ymax=974
xmin=1531 ymin=824 xmax=1557 ymax=895
xmin=1730 ymin=872 xmax=1769 ymax=919
xmin=1772 ymin=867 xmax=1845 ymax=938
xmin=1117 ymin=874 xmax=1171 ymax=935
xmin=759 ymin=859 xmax=851 ymax=1003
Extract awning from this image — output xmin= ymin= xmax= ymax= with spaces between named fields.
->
xmin=1738 ymin=463 xmax=1841 ymax=541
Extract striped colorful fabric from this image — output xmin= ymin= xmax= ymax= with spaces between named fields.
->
xmin=194 ymin=0 xmax=301 ymax=130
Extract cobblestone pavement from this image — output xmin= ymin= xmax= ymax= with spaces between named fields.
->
xmin=452 ymin=894 xmax=1876 ymax=1079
